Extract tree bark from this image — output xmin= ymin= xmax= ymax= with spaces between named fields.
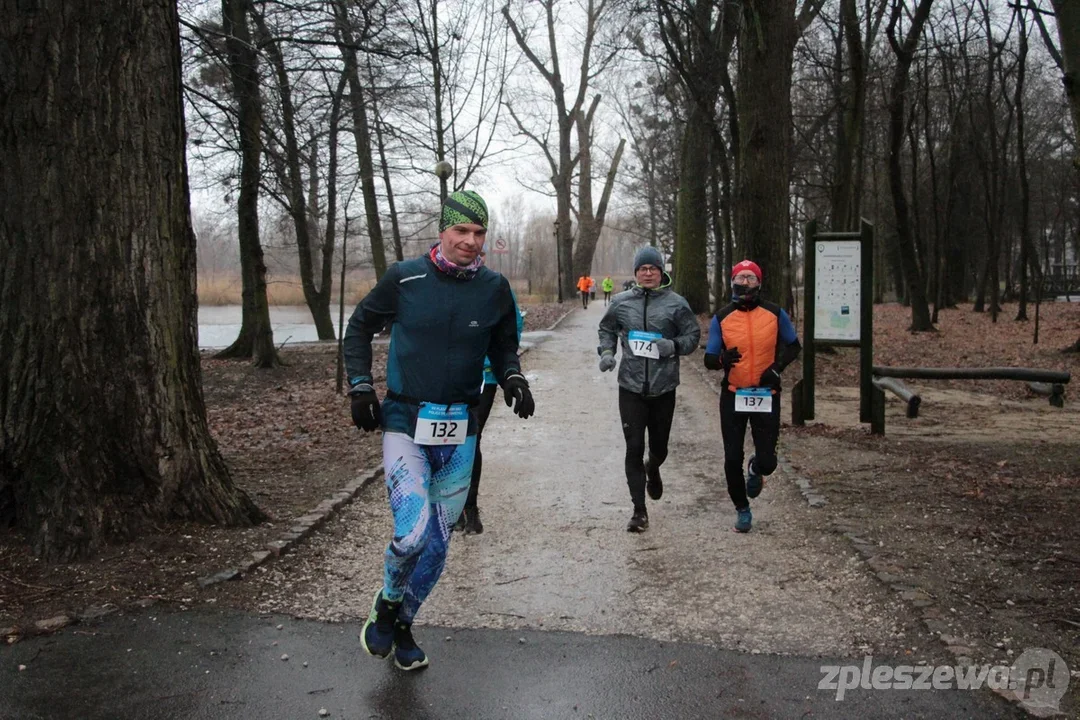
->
xmin=885 ymin=0 xmax=935 ymax=331
xmin=735 ymin=0 xmax=805 ymax=304
xmin=0 ymin=0 xmax=264 ymax=560
xmin=830 ymin=0 xmax=869 ymax=231
xmin=675 ymin=100 xmax=713 ymax=313
xmin=215 ymin=0 xmax=279 ymax=365
xmin=1015 ymin=5 xmax=1031 ymax=321
xmin=1050 ymin=0 xmax=1080 ymax=169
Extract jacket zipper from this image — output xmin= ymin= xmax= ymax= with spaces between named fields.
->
xmin=747 ymin=308 xmax=757 ymax=388
xmin=642 ymin=290 xmax=650 ymax=396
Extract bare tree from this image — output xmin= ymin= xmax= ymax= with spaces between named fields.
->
xmin=334 ymin=0 xmax=390 ymax=279
xmin=252 ymin=5 xmax=336 ymax=339
xmin=212 ymin=0 xmax=280 ymax=365
xmin=885 ymin=0 xmax=935 ymax=331
xmin=503 ymin=0 xmax=625 ymax=297
xmin=1 ymin=0 xmax=264 ymax=559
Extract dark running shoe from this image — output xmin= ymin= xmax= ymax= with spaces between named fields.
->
xmin=733 ymin=507 xmax=752 ymax=533
xmin=393 ymin=621 xmax=429 ymax=671
xmin=626 ymin=507 xmax=649 ymax=533
xmin=360 ymin=589 xmax=400 ymax=659
xmin=746 ymin=455 xmax=763 ymax=499
xmin=463 ymin=506 xmax=484 ymax=534
xmin=645 ymin=457 xmax=663 ymax=500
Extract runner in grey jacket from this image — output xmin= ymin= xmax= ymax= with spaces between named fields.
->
xmin=597 ymin=247 xmax=701 ymax=532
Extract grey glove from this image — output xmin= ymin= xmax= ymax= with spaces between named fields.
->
xmin=599 ymin=351 xmax=616 ymax=372
xmin=655 ymin=338 xmax=675 ymax=358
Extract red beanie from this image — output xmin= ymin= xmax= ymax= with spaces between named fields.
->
xmin=731 ymin=259 xmax=762 ymax=282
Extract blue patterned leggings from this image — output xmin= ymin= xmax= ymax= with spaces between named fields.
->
xmin=381 ymin=431 xmax=475 ymax=623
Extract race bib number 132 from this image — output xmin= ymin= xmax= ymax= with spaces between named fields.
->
xmin=414 ymin=403 xmax=468 ymax=445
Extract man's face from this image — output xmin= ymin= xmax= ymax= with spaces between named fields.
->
xmin=439 ymin=223 xmax=487 ymax=266
xmin=635 ymin=264 xmax=662 ymax=289
xmin=732 ymin=270 xmax=760 ymax=291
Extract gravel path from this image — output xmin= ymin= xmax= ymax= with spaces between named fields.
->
xmin=233 ymin=303 xmax=931 ymax=659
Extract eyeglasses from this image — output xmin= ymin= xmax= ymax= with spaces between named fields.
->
xmin=733 ymin=272 xmax=759 ymax=285
xmin=637 ymin=265 xmax=661 ymax=274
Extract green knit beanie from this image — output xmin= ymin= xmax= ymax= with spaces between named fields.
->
xmin=440 ymin=190 xmax=489 ymax=231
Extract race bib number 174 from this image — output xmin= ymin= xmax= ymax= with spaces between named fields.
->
xmin=628 ymin=330 xmax=662 ymax=359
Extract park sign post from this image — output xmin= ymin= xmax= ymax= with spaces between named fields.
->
xmin=795 ymin=219 xmax=878 ymax=432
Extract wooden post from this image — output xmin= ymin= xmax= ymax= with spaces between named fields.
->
xmin=859 ymin=219 xmax=874 ymax=423
xmin=803 ymin=220 xmax=817 ymax=420
xmin=792 ymin=379 xmax=805 ymax=426
xmin=871 ymin=385 xmax=886 ymax=435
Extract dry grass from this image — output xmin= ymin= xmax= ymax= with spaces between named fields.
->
xmin=198 ymin=274 xmax=375 ymax=306
xmin=200 ymin=273 xmax=557 ymax=306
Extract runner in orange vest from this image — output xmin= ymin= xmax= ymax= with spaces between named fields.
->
xmin=577 ymin=275 xmax=592 ymax=309
xmin=703 ymin=260 xmax=801 ymax=533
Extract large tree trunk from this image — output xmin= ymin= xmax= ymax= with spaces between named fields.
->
xmin=885 ymin=0 xmax=935 ymax=331
xmin=1049 ymin=0 xmax=1080 ymax=350
xmin=215 ymin=0 xmax=279 ymax=366
xmin=735 ymin=0 xmax=801 ymax=304
xmin=1015 ymin=7 xmax=1031 ymax=322
xmin=675 ymin=101 xmax=712 ymax=313
xmin=830 ymin=0 xmax=869 ymax=231
xmin=0 ymin=0 xmax=264 ymax=560
xmin=254 ymin=11 xmax=335 ymax=340
xmin=1050 ymin=0 xmax=1080 ymax=169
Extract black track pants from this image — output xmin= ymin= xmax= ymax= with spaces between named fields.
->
xmin=619 ymin=387 xmax=677 ymax=510
xmin=465 ymin=383 xmax=499 ymax=508
xmin=720 ymin=389 xmax=781 ymax=509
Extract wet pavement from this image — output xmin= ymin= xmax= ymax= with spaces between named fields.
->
xmin=1 ymin=303 xmax=1030 ymax=718
xmin=2 ymin=609 xmax=1022 ymax=719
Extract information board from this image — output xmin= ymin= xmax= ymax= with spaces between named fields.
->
xmin=813 ymin=240 xmax=861 ymax=342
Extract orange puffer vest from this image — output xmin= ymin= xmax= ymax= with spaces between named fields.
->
xmin=717 ymin=302 xmax=782 ymax=392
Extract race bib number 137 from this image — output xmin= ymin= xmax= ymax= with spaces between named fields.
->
xmin=414 ymin=403 xmax=468 ymax=445
xmin=735 ymin=388 xmax=773 ymax=413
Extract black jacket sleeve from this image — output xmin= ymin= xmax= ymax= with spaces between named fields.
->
xmin=776 ymin=338 xmax=802 ymax=371
xmin=487 ymin=277 xmax=522 ymax=383
xmin=343 ymin=264 xmax=400 ymax=385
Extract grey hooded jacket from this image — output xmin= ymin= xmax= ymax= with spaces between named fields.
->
xmin=597 ymin=274 xmax=701 ymax=397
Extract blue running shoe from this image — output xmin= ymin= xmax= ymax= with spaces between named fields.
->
xmin=734 ymin=507 xmax=752 ymax=533
xmin=746 ymin=455 xmax=763 ymax=499
xmin=393 ymin=621 xmax=429 ymax=671
xmin=360 ymin=589 xmax=399 ymax=659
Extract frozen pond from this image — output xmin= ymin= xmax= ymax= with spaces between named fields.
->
xmin=198 ymin=305 xmax=331 ymax=349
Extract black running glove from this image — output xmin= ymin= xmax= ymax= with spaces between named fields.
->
xmin=502 ymin=373 xmax=535 ymax=419
xmin=720 ymin=346 xmax=742 ymax=371
xmin=348 ymin=383 xmax=382 ymax=432
xmin=757 ymin=363 xmax=782 ymax=390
